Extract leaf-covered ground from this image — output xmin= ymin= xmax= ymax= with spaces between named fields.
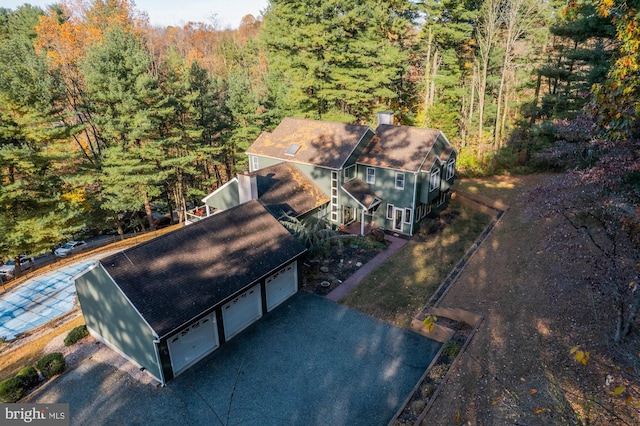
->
xmin=421 ymin=174 xmax=639 ymax=425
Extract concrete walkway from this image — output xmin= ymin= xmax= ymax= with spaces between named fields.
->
xmin=326 ymin=233 xmax=408 ymax=302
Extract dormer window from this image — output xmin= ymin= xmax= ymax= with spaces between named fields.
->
xmin=344 ymin=164 xmax=356 ymax=181
xmin=446 ymin=158 xmax=455 ymax=180
xmin=430 ymin=169 xmax=440 ymax=192
xmin=285 ymin=144 xmax=301 ymax=156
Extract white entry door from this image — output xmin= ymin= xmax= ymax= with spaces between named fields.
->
xmin=265 ymin=263 xmax=297 ymax=312
xmin=167 ymin=313 xmax=218 ymax=375
xmin=393 ymin=207 xmax=404 ymax=232
xmin=222 ymin=284 xmax=262 ymax=340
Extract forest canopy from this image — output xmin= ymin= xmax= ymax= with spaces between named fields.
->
xmin=0 ymin=0 xmax=637 ymax=258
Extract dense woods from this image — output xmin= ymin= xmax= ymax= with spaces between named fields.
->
xmin=1 ymin=1 xmax=638 ymax=421
xmin=0 ymin=0 xmax=637 ymax=256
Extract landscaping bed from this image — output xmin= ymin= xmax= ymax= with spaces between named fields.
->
xmin=300 ymin=233 xmax=388 ymax=295
xmin=392 ymin=320 xmax=474 ymax=425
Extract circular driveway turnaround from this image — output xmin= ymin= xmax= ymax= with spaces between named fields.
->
xmin=28 ymin=292 xmax=441 ymax=425
xmin=0 ymin=261 xmax=95 ymax=340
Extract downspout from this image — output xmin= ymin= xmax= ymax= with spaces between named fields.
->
xmin=360 ymin=208 xmax=365 ymax=236
xmin=411 ymin=172 xmax=418 ymax=235
xmin=153 ymin=338 xmax=166 ymax=386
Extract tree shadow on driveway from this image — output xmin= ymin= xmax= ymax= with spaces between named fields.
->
xmin=27 ymin=292 xmax=441 ymax=426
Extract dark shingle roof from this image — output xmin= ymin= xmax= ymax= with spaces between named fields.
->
xmin=341 ymin=178 xmax=382 ymax=209
xmin=419 ymin=140 xmax=456 ymax=172
xmin=358 ymin=125 xmax=442 ymax=172
xmin=101 ymin=200 xmax=306 ymax=338
xmin=247 ymin=117 xmax=373 ymax=170
xmin=255 ymin=162 xmax=330 ymax=218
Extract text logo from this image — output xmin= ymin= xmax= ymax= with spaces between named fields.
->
xmin=2 ymin=404 xmax=69 ymax=426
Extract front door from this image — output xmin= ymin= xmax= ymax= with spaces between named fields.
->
xmin=393 ymin=207 xmax=403 ymax=232
xmin=343 ymin=206 xmax=356 ymax=225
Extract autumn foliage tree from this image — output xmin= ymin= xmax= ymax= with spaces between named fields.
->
xmin=0 ymin=5 xmax=86 ymax=261
xmin=591 ymin=0 xmax=640 ymax=138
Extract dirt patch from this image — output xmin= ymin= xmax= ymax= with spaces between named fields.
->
xmin=420 ymin=174 xmax=639 ymax=425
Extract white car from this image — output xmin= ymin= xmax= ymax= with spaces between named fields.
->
xmin=54 ymin=241 xmax=87 ymax=257
xmin=0 ymin=255 xmax=33 ymax=278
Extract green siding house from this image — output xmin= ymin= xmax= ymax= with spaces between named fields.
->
xmin=356 ymin=119 xmax=457 ymax=235
xmin=74 ymin=200 xmax=306 ymax=384
xmin=198 ymin=113 xmax=456 ymax=236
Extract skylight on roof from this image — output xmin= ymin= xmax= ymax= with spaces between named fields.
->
xmin=285 ymin=144 xmax=301 ymax=156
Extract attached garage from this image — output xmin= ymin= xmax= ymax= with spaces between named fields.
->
xmin=167 ymin=313 xmax=219 ymax=375
xmin=265 ymin=263 xmax=298 ymax=311
xmin=74 ymin=200 xmax=306 ymax=384
xmin=222 ymin=284 xmax=262 ymax=340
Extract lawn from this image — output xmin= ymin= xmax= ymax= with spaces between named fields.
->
xmin=0 ymin=314 xmax=85 ymax=382
xmin=340 ymin=197 xmax=492 ymax=328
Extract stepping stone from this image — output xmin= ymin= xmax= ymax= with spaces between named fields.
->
xmin=410 ymin=319 xmax=455 ymax=343
xmin=427 ymin=307 xmax=482 ymax=326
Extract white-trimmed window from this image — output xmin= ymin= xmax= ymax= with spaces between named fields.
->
xmin=446 ymin=158 xmax=455 ymax=180
xmin=318 ymin=204 xmax=328 ymax=219
xmin=366 ymin=167 xmax=375 ymax=184
xmin=404 ymin=208 xmax=412 ymax=224
xmin=438 ymin=191 xmax=447 ymax=206
xmin=344 ymin=164 xmax=356 ymax=181
xmin=419 ymin=204 xmax=427 ymax=219
xmin=430 ymin=169 xmax=440 ymax=192
xmin=386 ymin=203 xmax=394 ymax=220
xmin=395 ymin=172 xmax=405 ymax=190
xmin=331 ymin=171 xmax=338 ymax=221
xmin=251 ymin=155 xmax=259 ymax=171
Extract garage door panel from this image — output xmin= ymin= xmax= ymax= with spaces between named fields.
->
xmin=168 ymin=313 xmax=218 ymax=375
xmin=222 ymin=284 xmax=262 ymax=340
xmin=265 ymin=263 xmax=297 ymax=311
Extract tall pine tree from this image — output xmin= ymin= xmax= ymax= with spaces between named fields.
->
xmin=261 ymin=0 xmax=415 ymax=123
xmin=82 ymin=27 xmax=162 ymax=234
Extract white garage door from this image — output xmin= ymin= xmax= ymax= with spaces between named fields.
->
xmin=167 ymin=313 xmax=218 ymax=375
xmin=265 ymin=262 xmax=297 ymax=312
xmin=222 ymin=284 xmax=262 ymax=340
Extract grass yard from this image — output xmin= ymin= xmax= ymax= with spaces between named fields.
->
xmin=340 ymin=197 xmax=492 ymax=328
xmin=0 ymin=314 xmax=85 ymax=382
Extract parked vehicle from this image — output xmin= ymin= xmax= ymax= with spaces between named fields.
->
xmin=0 ymin=255 xmax=33 ymax=278
xmin=54 ymin=241 xmax=87 ymax=257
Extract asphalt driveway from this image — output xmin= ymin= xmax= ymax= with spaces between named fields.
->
xmin=27 ymin=292 xmax=441 ymax=425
